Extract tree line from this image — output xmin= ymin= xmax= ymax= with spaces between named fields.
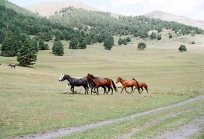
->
xmin=0 ymin=1 xmax=204 ymax=66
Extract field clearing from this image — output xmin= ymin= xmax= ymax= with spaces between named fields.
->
xmin=0 ymin=34 xmax=204 ymax=138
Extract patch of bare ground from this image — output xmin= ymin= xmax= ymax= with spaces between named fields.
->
xmin=153 ymin=116 xmax=204 ymax=139
xmin=7 ymin=95 xmax=204 ymax=139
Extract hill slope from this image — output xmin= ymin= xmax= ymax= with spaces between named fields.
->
xmin=144 ymin=10 xmax=204 ymax=29
xmin=24 ymin=0 xmax=100 ymax=17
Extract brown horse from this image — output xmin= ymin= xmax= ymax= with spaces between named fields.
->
xmin=86 ymin=73 xmax=117 ymax=95
xmin=116 ymin=77 xmax=140 ymax=94
xmin=133 ymin=78 xmax=148 ymax=93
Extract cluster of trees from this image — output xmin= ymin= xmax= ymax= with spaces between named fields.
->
xmin=150 ymin=32 xmax=162 ymax=40
xmin=118 ymin=37 xmax=131 ymax=45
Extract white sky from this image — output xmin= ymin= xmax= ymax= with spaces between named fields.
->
xmin=8 ymin=0 xmax=204 ymax=20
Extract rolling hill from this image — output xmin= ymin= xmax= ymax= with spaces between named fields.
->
xmin=24 ymin=1 xmax=204 ymax=29
xmin=144 ymin=10 xmax=204 ymax=29
xmin=24 ymin=0 xmax=100 ymax=17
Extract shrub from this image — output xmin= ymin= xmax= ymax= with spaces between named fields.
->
xmin=138 ymin=42 xmax=146 ymax=50
xmin=169 ymin=33 xmax=172 ymax=38
xmin=178 ymin=45 xmax=187 ymax=52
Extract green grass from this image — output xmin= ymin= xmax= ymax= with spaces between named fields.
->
xmin=58 ymin=98 xmax=204 ymax=139
xmin=0 ymin=34 xmax=204 ymax=137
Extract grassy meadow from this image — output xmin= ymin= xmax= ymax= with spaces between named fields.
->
xmin=0 ymin=33 xmax=204 ymax=138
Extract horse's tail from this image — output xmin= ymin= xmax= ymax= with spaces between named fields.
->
xmin=146 ymin=84 xmax=148 ymax=93
xmin=111 ymin=79 xmax=118 ymax=93
xmin=132 ymin=78 xmax=140 ymax=92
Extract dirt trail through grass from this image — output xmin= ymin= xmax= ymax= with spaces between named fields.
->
xmin=8 ymin=95 xmax=204 ymax=139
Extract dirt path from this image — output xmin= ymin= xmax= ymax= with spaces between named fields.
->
xmin=153 ymin=116 xmax=204 ymax=139
xmin=8 ymin=95 xmax=204 ymax=139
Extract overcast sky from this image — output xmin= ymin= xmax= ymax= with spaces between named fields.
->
xmin=9 ymin=0 xmax=204 ymax=20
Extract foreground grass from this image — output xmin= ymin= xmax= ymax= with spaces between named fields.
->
xmin=0 ymin=35 xmax=204 ymax=137
xmin=58 ymin=98 xmax=204 ymax=139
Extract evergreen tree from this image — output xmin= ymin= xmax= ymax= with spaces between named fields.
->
xmin=0 ymin=29 xmax=6 ymax=44
xmin=69 ymin=37 xmax=79 ymax=49
xmin=52 ymin=40 xmax=64 ymax=56
xmin=123 ymin=39 xmax=127 ymax=45
xmin=17 ymin=39 xmax=37 ymax=65
xmin=150 ymin=32 xmax=157 ymax=39
xmin=1 ymin=37 xmax=15 ymax=57
xmin=126 ymin=37 xmax=131 ymax=42
xmin=78 ymin=38 xmax=86 ymax=49
xmin=104 ymin=36 xmax=114 ymax=50
xmin=118 ymin=38 xmax=122 ymax=45
xmin=31 ymin=38 xmax=38 ymax=52
xmin=38 ymin=39 xmax=49 ymax=50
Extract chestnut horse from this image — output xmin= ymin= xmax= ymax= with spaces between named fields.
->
xmin=86 ymin=73 xmax=117 ymax=95
xmin=116 ymin=77 xmax=140 ymax=94
xmin=133 ymin=78 xmax=148 ymax=93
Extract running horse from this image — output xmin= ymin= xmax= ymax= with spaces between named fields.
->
xmin=116 ymin=77 xmax=140 ymax=94
xmin=132 ymin=78 xmax=148 ymax=93
xmin=86 ymin=73 xmax=117 ymax=95
xmin=59 ymin=74 xmax=89 ymax=94
xmin=8 ymin=64 xmax=16 ymax=69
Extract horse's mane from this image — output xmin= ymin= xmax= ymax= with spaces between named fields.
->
xmin=88 ymin=74 xmax=96 ymax=78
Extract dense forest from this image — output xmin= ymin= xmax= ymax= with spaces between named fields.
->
xmin=0 ymin=0 xmax=203 ymax=65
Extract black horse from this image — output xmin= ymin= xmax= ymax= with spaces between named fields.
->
xmin=59 ymin=74 xmax=89 ymax=94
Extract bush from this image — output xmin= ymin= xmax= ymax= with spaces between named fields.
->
xmin=189 ymin=41 xmax=195 ymax=44
xmin=157 ymin=34 xmax=162 ymax=40
xmin=138 ymin=42 xmax=146 ymax=50
xmin=169 ymin=33 xmax=172 ymax=38
xmin=178 ymin=45 xmax=187 ymax=52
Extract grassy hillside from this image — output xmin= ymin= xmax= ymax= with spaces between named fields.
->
xmin=0 ymin=33 xmax=204 ymax=137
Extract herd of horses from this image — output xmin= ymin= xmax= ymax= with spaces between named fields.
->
xmin=59 ymin=73 xmax=148 ymax=95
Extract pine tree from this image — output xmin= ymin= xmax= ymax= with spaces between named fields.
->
xmin=78 ymin=38 xmax=86 ymax=49
xmin=104 ymin=36 xmax=114 ymax=50
xmin=52 ymin=40 xmax=64 ymax=56
xmin=69 ymin=37 xmax=79 ymax=49
xmin=1 ymin=37 xmax=15 ymax=57
xmin=17 ymin=39 xmax=37 ymax=66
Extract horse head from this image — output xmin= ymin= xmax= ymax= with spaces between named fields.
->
xmin=116 ymin=77 xmax=122 ymax=83
xmin=87 ymin=73 xmax=94 ymax=79
xmin=59 ymin=74 xmax=68 ymax=81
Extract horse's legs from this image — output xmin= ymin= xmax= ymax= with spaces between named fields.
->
xmin=103 ymin=87 xmax=106 ymax=94
xmin=83 ymin=85 xmax=88 ymax=94
xmin=130 ymin=86 xmax=133 ymax=94
xmin=120 ymin=88 xmax=123 ymax=93
xmin=124 ymin=87 xmax=129 ymax=94
xmin=105 ymin=87 xmax=110 ymax=94
xmin=64 ymin=84 xmax=69 ymax=93
xmin=70 ymin=86 xmax=75 ymax=93
xmin=78 ymin=86 xmax=83 ymax=93
xmin=110 ymin=87 xmax=113 ymax=95
xmin=141 ymin=87 xmax=143 ymax=92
